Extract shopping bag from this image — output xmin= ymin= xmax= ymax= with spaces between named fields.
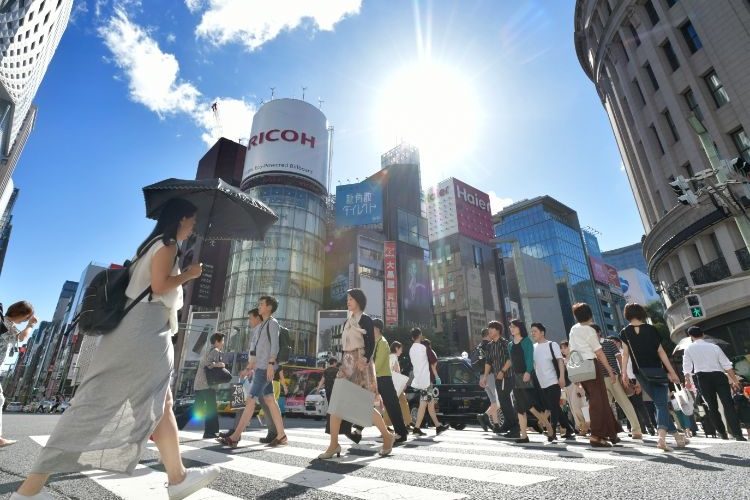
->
xmin=581 ymin=405 xmax=590 ymax=422
xmin=675 ymin=385 xmax=694 ymax=416
xmin=230 ymin=383 xmax=246 ymax=409
xmin=327 ymin=378 xmax=376 ymax=428
xmin=392 ymin=372 xmax=409 ymax=396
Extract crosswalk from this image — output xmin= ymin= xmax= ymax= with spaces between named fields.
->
xmin=28 ymin=427 xmax=736 ymax=499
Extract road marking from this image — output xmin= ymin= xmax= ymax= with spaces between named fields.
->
xmin=29 ymin=436 xmax=238 ymax=500
xmin=172 ymin=442 xmax=467 ymax=500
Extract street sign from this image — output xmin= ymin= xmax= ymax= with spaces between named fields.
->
xmin=690 ymin=306 xmax=704 ymax=318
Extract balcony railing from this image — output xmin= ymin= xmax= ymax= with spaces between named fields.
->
xmin=736 ymin=248 xmax=750 ymax=271
xmin=690 ymin=257 xmax=731 ymax=285
xmin=667 ymin=277 xmax=689 ymax=302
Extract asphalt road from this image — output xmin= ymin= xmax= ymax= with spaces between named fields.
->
xmin=0 ymin=412 xmax=747 ymax=499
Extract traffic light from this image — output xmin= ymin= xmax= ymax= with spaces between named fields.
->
xmin=730 ymin=157 xmax=750 ymax=179
xmin=686 ymin=294 xmax=704 ymax=318
xmin=669 ymin=176 xmax=699 ymax=206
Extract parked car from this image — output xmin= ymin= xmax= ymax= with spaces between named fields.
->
xmin=304 ymin=388 xmax=327 ymax=420
xmin=55 ymin=401 xmax=71 ymax=413
xmin=6 ymin=402 xmax=24 ymax=413
xmin=285 ymin=369 xmax=323 ymax=416
xmin=36 ymin=400 xmax=55 ymax=413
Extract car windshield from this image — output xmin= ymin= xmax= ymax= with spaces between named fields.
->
xmin=448 ymin=361 xmax=478 ymax=384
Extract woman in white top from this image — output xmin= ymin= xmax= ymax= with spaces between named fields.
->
xmin=389 ymin=341 xmax=413 ymax=429
xmin=15 ymin=198 xmax=220 ymax=500
xmin=568 ymin=303 xmax=619 ymax=448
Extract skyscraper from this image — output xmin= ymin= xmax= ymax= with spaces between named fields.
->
xmin=575 ymin=0 xmax=750 ymax=354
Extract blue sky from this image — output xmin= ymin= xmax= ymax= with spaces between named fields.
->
xmin=0 ymin=0 xmax=643 ymax=324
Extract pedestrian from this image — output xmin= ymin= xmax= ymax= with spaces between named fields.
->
xmin=422 ymin=338 xmax=441 ymax=387
xmin=530 ymin=323 xmax=575 ymax=441
xmin=1 ymin=301 xmax=37 ymax=447
xmin=559 ymin=341 xmax=590 ymax=435
xmin=318 ymin=289 xmax=395 ymax=459
xmin=508 ymin=319 xmax=552 ymax=444
xmin=682 ymin=325 xmax=746 ymax=441
xmin=14 ymin=198 xmax=220 ymax=500
xmin=481 ymin=321 xmax=519 ymax=437
xmin=732 ymin=385 xmax=750 ymax=440
xmin=192 ymin=333 xmax=226 ymax=439
xmin=610 ymin=335 xmax=654 ymax=436
xmin=389 ymin=341 xmax=413 ymax=430
xmin=591 ymin=327 xmax=643 ymax=440
xmin=620 ymin=302 xmax=687 ymax=451
xmin=218 ymin=308 xmax=278 ymax=443
xmin=409 ymin=328 xmax=449 ymax=436
xmin=568 ymin=303 xmax=620 ymax=448
xmin=372 ymin=318 xmax=408 ymax=443
xmin=219 ymin=295 xmax=287 ymax=448
xmin=476 ymin=328 xmax=501 ymax=433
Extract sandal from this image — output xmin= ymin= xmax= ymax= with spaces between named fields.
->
xmin=218 ymin=435 xmax=239 ymax=449
xmin=672 ymin=432 xmax=689 ymax=447
xmin=267 ymin=435 xmax=288 ymax=447
xmin=589 ymin=438 xmax=612 ymax=448
xmin=657 ymin=438 xmax=673 ymax=452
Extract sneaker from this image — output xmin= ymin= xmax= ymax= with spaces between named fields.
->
xmin=503 ymin=430 xmax=521 ymax=439
xmin=492 ymin=424 xmax=504 ymax=434
xmin=412 ymin=427 xmax=426 ymax=436
xmin=167 ymin=466 xmax=221 ymax=500
xmin=10 ymin=492 xmax=55 ymax=500
xmin=395 ymin=434 xmax=408 ymax=444
xmin=547 ymin=434 xmax=558 ymax=443
xmin=477 ymin=413 xmax=490 ymax=432
xmin=735 ymin=436 xmax=747 ymax=442
xmin=562 ymin=432 xmax=576 ymax=440
xmin=436 ymin=424 xmax=449 ymax=436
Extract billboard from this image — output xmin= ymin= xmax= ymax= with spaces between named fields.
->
xmin=360 ymin=275 xmax=384 ymax=320
xmin=589 ymin=256 xmax=621 ymax=289
xmin=182 ymin=311 xmax=220 ymax=369
xmin=181 ymin=238 xmax=232 ymax=308
xmin=316 ymin=310 xmax=348 ymax=359
xmin=618 ymin=268 xmax=660 ymax=305
xmin=335 ymin=180 xmax=383 ymax=228
xmin=384 ymin=241 xmax=399 ymax=326
xmin=400 ymin=245 xmax=432 ymax=328
xmin=242 ymin=98 xmax=329 ymax=191
xmin=426 ymin=178 xmax=493 ymax=243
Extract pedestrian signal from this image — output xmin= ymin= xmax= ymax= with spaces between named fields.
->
xmin=686 ymin=294 xmax=704 ymax=318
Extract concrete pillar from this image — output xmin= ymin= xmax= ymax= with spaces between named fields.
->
xmin=675 ymin=249 xmax=696 ymax=286
xmin=714 ymin=223 xmax=743 ymax=275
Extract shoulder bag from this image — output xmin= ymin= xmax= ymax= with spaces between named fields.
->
xmin=566 ymin=350 xmax=596 ymax=383
xmin=625 ymin=325 xmax=668 ymax=385
xmin=205 ymin=351 xmax=233 ymax=385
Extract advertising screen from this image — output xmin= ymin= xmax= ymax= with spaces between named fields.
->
xmin=399 ymin=245 xmax=433 ymax=328
xmin=242 ymin=98 xmax=329 ymax=191
xmin=360 ymin=275 xmax=384 ymax=320
xmin=182 ymin=311 xmax=220 ymax=369
xmin=335 ymin=180 xmax=383 ymax=228
xmin=590 ymin=256 xmax=621 ymax=289
xmin=316 ymin=310 xmax=348 ymax=360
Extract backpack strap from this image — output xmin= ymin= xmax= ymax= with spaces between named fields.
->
xmin=550 ymin=342 xmax=561 ymax=379
xmin=122 ymin=236 xmax=175 ymax=316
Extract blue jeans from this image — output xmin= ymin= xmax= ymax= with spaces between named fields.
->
xmin=636 ymin=375 xmax=676 ymax=432
xmin=248 ymin=368 xmax=274 ymax=399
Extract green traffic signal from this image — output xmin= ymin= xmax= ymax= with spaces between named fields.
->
xmin=691 ymin=307 xmax=704 ymax=318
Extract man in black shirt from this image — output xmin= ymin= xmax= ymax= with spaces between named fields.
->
xmin=482 ymin=321 xmax=519 ymax=437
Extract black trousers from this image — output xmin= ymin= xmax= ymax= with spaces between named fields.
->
xmin=494 ymin=377 xmax=518 ymax=428
xmin=695 ymin=371 xmax=742 ymax=437
xmin=540 ymin=384 xmax=575 ymax=434
xmin=628 ymin=392 xmax=653 ymax=431
xmin=378 ymin=376 xmax=408 ymax=437
xmin=194 ymin=389 xmax=219 ymax=436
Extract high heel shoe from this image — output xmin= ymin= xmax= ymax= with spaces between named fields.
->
xmin=379 ymin=433 xmax=395 ymax=457
xmin=218 ymin=435 xmax=239 ymax=449
xmin=318 ymin=445 xmax=341 ymax=459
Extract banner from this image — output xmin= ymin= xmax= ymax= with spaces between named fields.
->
xmin=183 ymin=311 xmax=220 ymax=369
xmin=384 ymin=241 xmax=399 ymax=326
xmin=335 ymin=180 xmax=383 ymax=228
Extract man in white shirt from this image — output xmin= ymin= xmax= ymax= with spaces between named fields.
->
xmin=408 ymin=328 xmax=447 ymax=436
xmin=683 ymin=326 xmax=746 ymax=441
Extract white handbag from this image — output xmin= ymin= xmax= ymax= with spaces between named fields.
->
xmin=675 ymin=384 xmax=695 ymax=416
xmin=327 ymin=378 xmax=376 ymax=428
xmin=566 ymin=351 xmax=596 ymax=383
xmin=391 ymin=372 xmax=409 ymax=396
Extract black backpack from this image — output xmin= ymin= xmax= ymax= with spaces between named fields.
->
xmin=261 ymin=320 xmax=291 ymax=363
xmin=77 ymin=236 xmax=164 ymax=336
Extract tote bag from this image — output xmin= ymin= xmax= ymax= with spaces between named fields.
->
xmin=566 ymin=351 xmax=596 ymax=383
xmin=391 ymin=372 xmax=409 ymax=396
xmin=327 ymin=378 xmax=376 ymax=428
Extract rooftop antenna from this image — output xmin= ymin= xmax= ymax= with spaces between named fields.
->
xmin=270 ymin=87 xmax=275 ymax=100
xmin=318 ymin=97 xmax=324 ymax=110
xmin=302 ymin=86 xmax=307 ymax=101
xmin=211 ymin=101 xmax=223 ymax=137
xmin=259 ymin=98 xmax=265 ymax=106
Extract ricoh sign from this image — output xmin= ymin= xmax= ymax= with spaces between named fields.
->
xmin=242 ymin=98 xmax=329 ymax=192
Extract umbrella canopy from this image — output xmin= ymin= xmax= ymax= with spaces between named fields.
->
xmin=142 ymin=178 xmax=278 ymax=241
xmin=673 ymin=334 xmax=730 ymax=355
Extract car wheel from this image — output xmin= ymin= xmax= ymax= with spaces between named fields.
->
xmin=451 ymin=423 xmax=466 ymax=430
xmin=410 ymin=406 xmax=419 ymax=425
xmin=495 ymin=408 xmax=505 ymax=428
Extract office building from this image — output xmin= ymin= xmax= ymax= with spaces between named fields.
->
xmin=0 ymin=179 xmax=17 ymax=276
xmin=575 ymin=0 xmax=750 ymax=354
xmin=602 ymin=242 xmax=648 ymax=275
xmin=583 ymin=230 xmax=627 ymax=333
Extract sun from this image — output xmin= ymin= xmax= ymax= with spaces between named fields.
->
xmin=375 ymin=61 xmax=480 ymax=182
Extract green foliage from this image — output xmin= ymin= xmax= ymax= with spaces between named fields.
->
xmin=645 ymin=301 xmax=676 ymax=353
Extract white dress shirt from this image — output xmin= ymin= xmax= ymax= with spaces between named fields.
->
xmin=682 ymin=339 xmax=733 ymax=375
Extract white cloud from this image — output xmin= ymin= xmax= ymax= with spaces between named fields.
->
xmin=99 ymin=9 xmax=255 ymax=146
xmin=192 ymin=0 xmax=362 ymax=51
xmin=99 ymin=9 xmax=200 ymax=117
xmin=185 ymin=0 xmax=204 ymax=13
xmin=70 ymin=1 xmax=89 ymax=25
xmin=487 ymin=191 xmax=513 ymax=214
xmin=195 ymin=97 xmax=256 ymax=146
xmin=166 ymin=33 xmax=177 ymax=43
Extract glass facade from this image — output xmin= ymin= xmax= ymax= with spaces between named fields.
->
xmin=219 ymin=184 xmax=326 ymax=356
xmin=494 ymin=202 xmax=602 ymax=331
xmin=602 ymin=243 xmax=649 ymax=275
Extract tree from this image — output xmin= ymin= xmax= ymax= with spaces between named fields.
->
xmin=645 ymin=301 xmax=676 ymax=353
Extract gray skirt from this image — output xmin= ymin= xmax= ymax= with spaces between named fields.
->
xmin=32 ymin=302 xmax=174 ymax=475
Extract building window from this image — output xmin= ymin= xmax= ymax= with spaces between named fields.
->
xmin=662 ymin=40 xmax=680 ymax=71
xmin=683 ymin=88 xmax=703 ymax=122
xmin=438 ymin=276 xmax=444 ymax=289
xmin=628 ymin=23 xmax=641 ymax=46
xmin=644 ymin=62 xmax=659 ymax=90
xmin=732 ymin=128 xmax=750 ymax=162
xmin=633 ymin=78 xmax=646 ymax=106
xmin=449 ymin=291 xmax=456 ymax=302
xmin=680 ymin=21 xmax=702 ymax=53
xmin=473 ymin=245 xmax=484 ymax=269
xmin=704 ymin=70 xmax=730 ymax=108
xmin=650 ymin=124 xmax=665 ymax=155
xmin=440 ymin=295 xmax=446 ymax=307
xmin=644 ymin=0 xmax=660 ymax=25
xmin=663 ymin=109 xmax=679 ymax=142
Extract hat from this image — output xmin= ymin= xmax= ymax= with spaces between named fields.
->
xmin=687 ymin=326 xmax=704 ymax=337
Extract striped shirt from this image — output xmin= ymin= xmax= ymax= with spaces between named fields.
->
xmin=598 ymin=338 xmax=621 ymax=376
xmin=485 ymin=338 xmax=510 ymax=374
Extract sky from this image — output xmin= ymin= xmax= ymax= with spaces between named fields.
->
xmin=0 ymin=0 xmax=644 ymax=325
